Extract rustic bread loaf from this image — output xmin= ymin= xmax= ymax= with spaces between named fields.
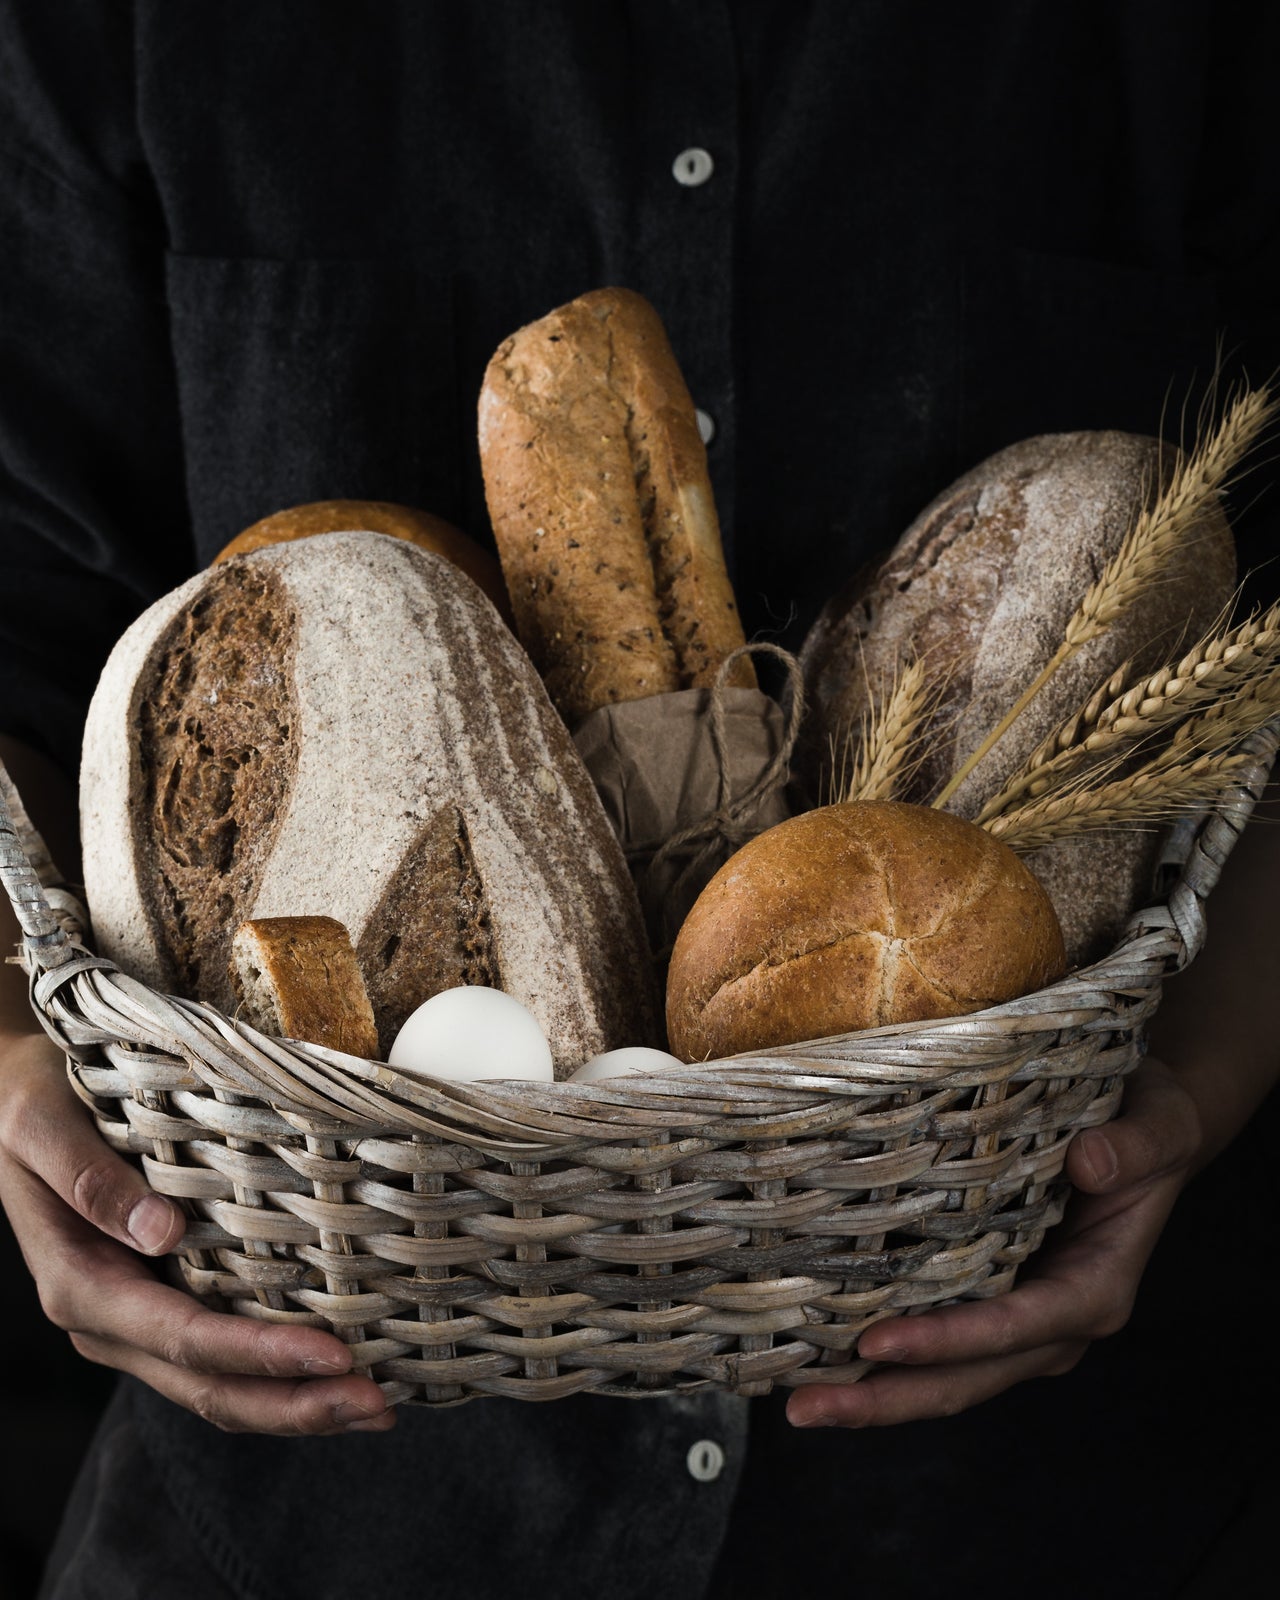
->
xmin=666 ymin=801 xmax=1066 ymax=1061
xmin=81 ymin=531 xmax=658 ymax=1071
xmin=478 ymin=287 xmax=754 ymax=724
xmin=212 ymin=498 xmax=512 ymax=622
xmin=229 ymin=915 xmax=380 ymax=1058
xmin=799 ymin=432 xmax=1237 ymax=964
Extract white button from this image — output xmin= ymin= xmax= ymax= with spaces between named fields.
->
xmin=673 ymin=147 xmax=714 ymax=187
xmin=686 ymin=1439 xmax=726 ymax=1482
xmin=695 ymin=408 xmax=716 ymax=445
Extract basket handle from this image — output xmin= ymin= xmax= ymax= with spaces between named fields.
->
xmin=0 ymin=756 xmax=83 ymax=970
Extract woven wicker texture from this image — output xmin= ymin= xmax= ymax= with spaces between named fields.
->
xmin=2 ymin=727 xmax=1275 ymax=1404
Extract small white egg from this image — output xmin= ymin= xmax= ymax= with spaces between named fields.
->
xmin=569 ymin=1046 xmax=685 ymax=1083
xmin=388 ymin=987 xmax=554 ymax=1083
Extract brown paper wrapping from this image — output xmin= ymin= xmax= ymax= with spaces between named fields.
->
xmin=572 ymin=685 xmax=793 ymax=952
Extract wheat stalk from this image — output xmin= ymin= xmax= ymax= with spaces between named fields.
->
xmin=819 ymin=726 xmax=853 ymax=808
xmin=985 ymin=750 xmax=1257 ymax=852
xmin=834 ymin=657 xmax=935 ymax=803
xmin=932 ymin=384 xmax=1276 ymax=811
xmin=1163 ymin=665 xmax=1280 ymax=758
xmin=976 ymin=601 xmax=1280 ymax=821
xmin=1065 ymin=387 xmax=1275 ymax=650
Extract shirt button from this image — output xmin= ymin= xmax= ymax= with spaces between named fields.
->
xmin=694 ymin=408 xmax=716 ymax=446
xmin=686 ymin=1439 xmax=726 ymax=1482
xmin=672 ymin=147 xmax=715 ymax=187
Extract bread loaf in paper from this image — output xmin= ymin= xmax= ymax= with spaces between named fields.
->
xmin=80 ymin=532 xmax=657 ymax=1070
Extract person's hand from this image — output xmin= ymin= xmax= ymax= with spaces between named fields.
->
xmin=786 ymin=1054 xmax=1202 ymax=1428
xmin=0 ymin=1029 xmax=396 ymax=1436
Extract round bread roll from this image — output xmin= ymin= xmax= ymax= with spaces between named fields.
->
xmin=212 ymin=498 xmax=513 ymax=622
xmin=666 ymin=800 xmax=1066 ymax=1061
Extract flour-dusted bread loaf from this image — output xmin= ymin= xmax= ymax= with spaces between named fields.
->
xmin=212 ymin=499 xmax=513 ymax=624
xmin=229 ymin=915 xmax=380 ymax=1058
xmin=81 ymin=531 xmax=658 ymax=1071
xmin=478 ymin=287 xmax=754 ymax=725
xmin=799 ymin=432 xmax=1237 ymax=964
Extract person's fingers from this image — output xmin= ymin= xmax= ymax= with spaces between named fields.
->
xmin=855 ymin=1159 xmax=1186 ymax=1371
xmin=0 ymin=1031 xmax=184 ymax=1254
xmin=69 ymin=1329 xmax=395 ymax=1436
xmin=839 ymin=1056 xmax=1200 ymax=1391
xmin=1066 ymin=1054 xmax=1202 ymax=1197
xmin=0 ymin=1142 xmax=361 ymax=1380
xmin=0 ymin=1037 xmax=394 ymax=1434
xmin=786 ymin=1341 xmax=1088 ymax=1429
xmin=855 ymin=1270 xmax=1109 ymax=1369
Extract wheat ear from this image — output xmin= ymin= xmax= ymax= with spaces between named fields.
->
xmin=819 ymin=726 xmax=852 ymax=808
xmin=834 ymin=658 xmax=935 ymax=804
xmin=1162 ymin=661 xmax=1280 ymax=757
xmin=985 ymin=750 xmax=1257 ymax=852
xmin=977 ymin=601 xmax=1280 ymax=821
xmin=1065 ymin=387 xmax=1275 ymax=650
xmin=933 ymin=384 xmax=1276 ymax=811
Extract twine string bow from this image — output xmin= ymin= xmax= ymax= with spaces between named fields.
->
xmin=629 ymin=641 xmax=805 ymax=948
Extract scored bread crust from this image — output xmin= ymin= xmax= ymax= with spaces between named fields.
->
xmin=798 ymin=432 xmax=1238 ymax=965
xmin=801 ymin=431 xmax=1236 ymax=810
xmin=666 ymin=802 xmax=1065 ymax=1061
xmin=229 ymin=915 xmax=380 ymax=1058
xmin=81 ymin=531 xmax=659 ymax=1071
xmin=479 ymin=287 xmax=754 ymax=724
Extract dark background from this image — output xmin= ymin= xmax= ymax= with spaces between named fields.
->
xmin=3 ymin=3 xmax=1279 ymax=1595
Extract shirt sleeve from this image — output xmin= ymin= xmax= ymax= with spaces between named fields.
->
xmin=0 ymin=1 xmax=193 ymax=778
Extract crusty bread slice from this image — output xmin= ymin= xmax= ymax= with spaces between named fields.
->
xmin=229 ymin=915 xmax=380 ymax=1058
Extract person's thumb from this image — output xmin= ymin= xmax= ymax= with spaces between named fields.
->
xmin=1066 ymin=1055 xmax=1203 ymax=1197
xmin=1 ymin=1031 xmax=185 ymax=1255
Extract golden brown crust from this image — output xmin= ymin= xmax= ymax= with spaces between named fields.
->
xmin=212 ymin=500 xmax=513 ymax=623
xmin=229 ymin=914 xmax=380 ymax=1058
xmin=665 ymin=801 xmax=1065 ymax=1060
xmin=478 ymin=288 xmax=753 ymax=724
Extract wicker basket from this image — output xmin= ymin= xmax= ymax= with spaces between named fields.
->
xmin=2 ymin=727 xmax=1275 ymax=1406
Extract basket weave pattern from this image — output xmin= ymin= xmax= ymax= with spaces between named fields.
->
xmin=2 ymin=728 xmax=1275 ymax=1405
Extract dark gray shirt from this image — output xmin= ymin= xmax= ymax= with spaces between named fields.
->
xmin=3 ymin=5 xmax=1278 ymax=1598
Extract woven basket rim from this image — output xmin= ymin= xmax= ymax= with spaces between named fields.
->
xmin=2 ymin=722 xmax=1276 ymax=1154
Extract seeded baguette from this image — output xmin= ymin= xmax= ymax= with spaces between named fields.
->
xmin=229 ymin=915 xmax=380 ymax=1058
xmin=478 ymin=287 xmax=754 ymax=724
xmin=81 ymin=531 xmax=658 ymax=1071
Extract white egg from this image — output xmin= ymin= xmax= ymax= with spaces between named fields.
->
xmin=569 ymin=1046 xmax=685 ymax=1083
xmin=388 ymin=986 xmax=554 ymax=1083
